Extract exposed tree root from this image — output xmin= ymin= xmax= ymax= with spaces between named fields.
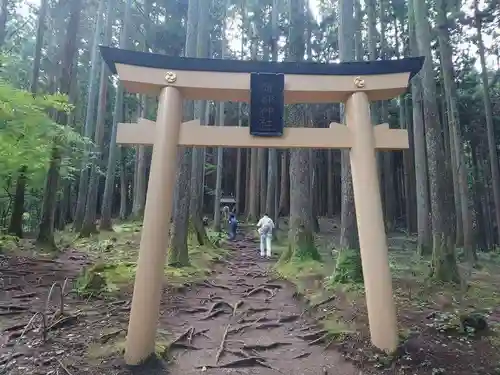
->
xmin=201 ymin=309 xmax=226 ymax=320
xmin=0 ymin=352 xmax=23 ymax=366
xmin=310 ymin=296 xmax=336 ymax=309
xmin=260 ymin=283 xmax=283 ymax=289
xmin=243 ymin=342 xmax=292 ymax=351
xmin=178 ymin=307 xmax=209 ymax=314
xmin=298 ymin=330 xmax=328 ymax=341
xmin=238 ymin=316 xmax=271 ymax=324
xmin=235 ymin=278 xmax=255 ymax=287
xmin=99 ymin=329 xmax=124 ymax=343
xmin=3 ymin=285 xmax=22 ymax=292
xmin=243 ymin=271 xmax=267 ymax=278
xmin=191 ymin=327 xmax=210 ymax=341
xmin=255 ymin=322 xmax=282 ymax=330
xmin=198 ymin=357 xmax=274 ymax=370
xmin=201 ymin=280 xmax=232 ymax=290
xmin=170 ymin=342 xmax=199 ymax=350
xmin=232 ymin=300 xmax=243 ymax=316
xmin=215 ymin=323 xmax=231 ymax=364
xmin=46 ymin=279 xmax=68 ymax=318
xmin=209 ymin=301 xmax=235 ymax=314
xmin=244 ymin=287 xmax=276 ymax=298
xmin=245 ymin=307 xmax=272 ymax=314
xmin=308 ymin=332 xmax=329 ymax=346
xmin=278 ymin=314 xmax=299 ymax=323
xmin=171 ymin=327 xmax=194 ymax=346
xmin=0 ymin=305 xmax=29 ymax=311
xmin=12 ymin=292 xmax=36 ymax=299
xmin=0 ymin=311 xmax=24 ymax=316
xmin=2 ymin=323 xmax=26 ymax=333
xmin=299 ymin=324 xmax=319 ymax=332
xmin=226 ymin=348 xmax=251 ymax=358
xmin=230 ymin=315 xmax=269 ymax=334
xmin=57 ymin=359 xmax=74 ymax=375
xmin=293 ymin=352 xmax=311 ymax=359
xmin=169 ymin=327 xmax=205 ymax=350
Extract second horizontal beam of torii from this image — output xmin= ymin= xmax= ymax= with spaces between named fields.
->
xmin=116 ymin=117 xmax=409 ymax=150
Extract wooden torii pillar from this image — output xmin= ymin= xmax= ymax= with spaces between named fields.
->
xmin=100 ymin=45 xmax=424 ymax=365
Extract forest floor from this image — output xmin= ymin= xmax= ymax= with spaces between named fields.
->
xmin=0 ymin=219 xmax=500 ymax=375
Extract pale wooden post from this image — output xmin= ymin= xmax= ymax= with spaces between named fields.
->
xmin=345 ymin=91 xmax=398 ymax=352
xmin=124 ymin=86 xmax=182 ymax=365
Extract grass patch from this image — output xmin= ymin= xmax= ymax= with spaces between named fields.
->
xmin=71 ymin=221 xmax=228 ymax=297
xmin=276 ymin=258 xmax=324 ymax=281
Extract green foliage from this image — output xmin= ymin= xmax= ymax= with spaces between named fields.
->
xmin=0 ymin=72 xmax=88 ymax=187
xmin=328 ymin=248 xmax=364 ymax=285
xmin=205 ymin=227 xmax=226 ymax=247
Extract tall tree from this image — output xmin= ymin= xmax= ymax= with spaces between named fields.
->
xmin=339 ymin=0 xmax=358 ymax=249
xmin=132 ymin=0 xmax=153 ymax=219
xmin=280 ymin=0 xmax=320 ymax=263
xmin=213 ymin=0 xmax=230 ymax=232
xmin=73 ymin=0 xmax=105 ymax=231
xmin=36 ymin=0 xmax=82 ymax=248
xmin=80 ymin=0 xmax=114 ymax=237
xmin=265 ymin=0 xmax=280 ymax=226
xmin=8 ymin=0 xmax=49 ymax=237
xmin=436 ymin=0 xmax=475 ymax=257
xmin=189 ymin=0 xmax=210 ymax=245
xmin=474 ymin=0 xmax=500 ymax=245
xmin=413 ymin=0 xmax=459 ymax=282
xmin=0 ymin=0 xmax=11 ymax=47
xmin=247 ymin=21 xmax=260 ymax=222
xmin=408 ymin=0 xmax=431 ymax=253
xmin=100 ymin=0 xmax=133 ymax=230
xmin=168 ymin=0 xmax=198 ymax=267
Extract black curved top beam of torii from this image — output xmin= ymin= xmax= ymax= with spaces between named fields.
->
xmin=100 ymin=46 xmax=424 ymax=80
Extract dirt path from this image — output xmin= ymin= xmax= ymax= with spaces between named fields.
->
xmin=162 ymin=235 xmax=359 ymax=375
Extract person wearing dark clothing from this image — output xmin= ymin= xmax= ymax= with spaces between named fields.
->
xmin=228 ymin=213 xmax=238 ymax=241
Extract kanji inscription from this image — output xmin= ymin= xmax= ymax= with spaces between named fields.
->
xmin=250 ymin=72 xmax=284 ymax=137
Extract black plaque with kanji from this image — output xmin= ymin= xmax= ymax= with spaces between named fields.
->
xmin=250 ymin=72 xmax=284 ymax=137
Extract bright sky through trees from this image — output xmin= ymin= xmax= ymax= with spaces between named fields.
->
xmin=19 ymin=0 xmax=495 ymax=70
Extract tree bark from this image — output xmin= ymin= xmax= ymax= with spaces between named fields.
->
xmin=80 ymin=0 xmax=114 ymax=237
xmin=100 ymin=0 xmax=132 ymax=230
xmin=37 ymin=0 xmax=82 ymax=248
xmin=339 ymin=0 xmax=359 ymax=249
xmin=169 ymin=0 xmax=199 ymax=266
xmin=436 ymin=0 xmax=475 ymax=258
xmin=413 ymin=0 xmax=459 ymax=282
xmin=474 ymin=1 xmax=500 ymax=245
xmin=408 ymin=0 xmax=431 ymax=252
xmin=73 ymin=0 xmax=105 ymax=231
xmin=280 ymin=0 xmax=320 ymax=263
xmin=132 ymin=0 xmax=153 ymax=219
xmin=189 ymin=0 xmax=211 ymax=245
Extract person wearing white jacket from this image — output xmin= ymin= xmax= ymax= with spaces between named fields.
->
xmin=257 ymin=214 xmax=275 ymax=257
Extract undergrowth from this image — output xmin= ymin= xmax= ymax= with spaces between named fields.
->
xmin=70 ymin=221 xmax=228 ymax=297
xmin=0 ymin=234 xmax=19 ymax=253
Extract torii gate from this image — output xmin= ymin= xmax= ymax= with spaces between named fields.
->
xmin=100 ymin=46 xmax=424 ymax=366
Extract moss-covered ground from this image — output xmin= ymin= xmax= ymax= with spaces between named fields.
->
xmin=57 ymin=221 xmax=228 ymax=297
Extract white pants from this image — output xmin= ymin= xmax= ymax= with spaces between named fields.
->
xmin=260 ymin=234 xmax=272 ymax=257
